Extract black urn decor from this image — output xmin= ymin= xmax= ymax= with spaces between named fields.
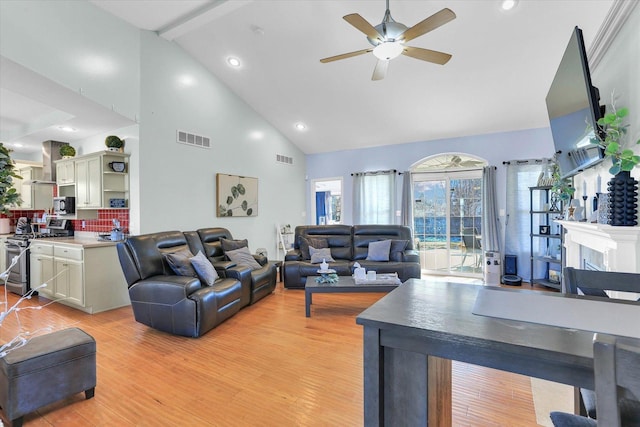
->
xmin=607 ymin=171 xmax=638 ymax=226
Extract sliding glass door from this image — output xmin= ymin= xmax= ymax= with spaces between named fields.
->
xmin=413 ymin=170 xmax=483 ymax=277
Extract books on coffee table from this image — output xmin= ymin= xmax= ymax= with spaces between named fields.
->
xmin=354 ymin=272 xmax=401 ymax=285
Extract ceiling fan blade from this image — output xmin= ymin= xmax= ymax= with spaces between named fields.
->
xmin=320 ymin=48 xmax=372 ymax=63
xmin=399 ymin=8 xmax=456 ymax=43
xmin=460 ymin=161 xmax=483 ymax=167
xmin=402 ymin=46 xmax=452 ymax=65
xmin=372 ymin=60 xmax=388 ymax=81
xmin=343 ymin=13 xmax=383 ymax=41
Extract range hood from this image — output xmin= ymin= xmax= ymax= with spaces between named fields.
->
xmin=25 ymin=140 xmax=68 ymax=185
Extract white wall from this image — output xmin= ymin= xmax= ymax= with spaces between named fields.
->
xmin=138 ymin=30 xmax=306 ymax=256
xmin=577 ymin=4 xmax=639 ymax=207
xmin=306 ymin=127 xmax=556 ymax=252
xmin=0 ymin=0 xmax=140 ymax=122
xmin=1 ymin=1 xmax=306 ymax=258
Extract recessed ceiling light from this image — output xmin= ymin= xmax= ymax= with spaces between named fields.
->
xmin=227 ymin=57 xmax=241 ymax=68
xmin=249 ymin=130 xmax=264 ymax=140
xmin=58 ymin=126 xmax=76 ymax=132
xmin=13 ymin=143 xmax=23 ymax=148
xmin=295 ymin=122 xmax=307 ymax=131
xmin=501 ymin=0 xmax=518 ymax=11
xmin=178 ymin=74 xmax=196 ymax=87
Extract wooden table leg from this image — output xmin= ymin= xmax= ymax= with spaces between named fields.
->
xmin=305 ymin=289 xmax=312 ymax=317
xmin=428 ymin=356 xmax=452 ymax=427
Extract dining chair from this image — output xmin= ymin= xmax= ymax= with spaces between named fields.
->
xmin=550 ymin=334 xmax=640 ymax=427
xmin=550 ymin=268 xmax=640 ymax=427
xmin=594 ymin=334 xmax=640 ymax=426
xmin=562 ymin=267 xmax=640 ymax=298
xmin=564 ymin=267 xmax=640 ymax=422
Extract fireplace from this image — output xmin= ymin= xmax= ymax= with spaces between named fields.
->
xmin=558 ymin=220 xmax=640 ymax=300
xmin=582 ymin=247 xmax=604 ymax=270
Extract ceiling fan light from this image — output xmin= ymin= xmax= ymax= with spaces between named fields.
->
xmin=373 ymin=42 xmax=403 ymax=60
xmin=501 ymin=0 xmax=518 ymax=11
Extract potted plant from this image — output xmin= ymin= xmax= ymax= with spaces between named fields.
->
xmin=105 ymin=135 xmax=124 ymax=152
xmin=550 ymin=162 xmax=575 ymax=206
xmin=59 ymin=144 xmax=76 ymax=158
xmin=590 ymin=106 xmax=640 ymax=175
xmin=589 ymin=104 xmax=640 ymax=226
xmin=0 ymin=142 xmax=22 ymax=219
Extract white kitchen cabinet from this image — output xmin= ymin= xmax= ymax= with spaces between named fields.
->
xmin=56 ymin=160 xmax=75 ymax=185
xmin=55 ymin=152 xmax=129 ymax=211
xmin=30 ymin=241 xmax=130 ymax=314
xmin=10 ymin=166 xmax=53 ymax=210
xmin=75 ymin=156 xmax=102 ymax=209
xmin=0 ymin=235 xmax=8 ymax=272
xmin=29 ymin=244 xmax=54 ymax=296
xmin=53 ymin=245 xmax=84 ymax=305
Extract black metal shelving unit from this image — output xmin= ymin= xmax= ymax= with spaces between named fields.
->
xmin=529 ymin=186 xmax=563 ymax=290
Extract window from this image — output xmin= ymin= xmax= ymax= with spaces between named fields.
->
xmin=353 ymin=170 xmax=396 ymax=224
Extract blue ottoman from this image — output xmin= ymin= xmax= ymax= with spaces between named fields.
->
xmin=0 ymin=327 xmax=96 ymax=427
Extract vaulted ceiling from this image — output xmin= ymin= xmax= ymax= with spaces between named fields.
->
xmin=1 ymin=1 xmax=615 ymax=155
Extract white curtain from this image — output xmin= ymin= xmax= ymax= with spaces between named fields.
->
xmin=504 ymin=159 xmax=552 ymax=281
xmin=353 ymin=170 xmax=396 ymax=224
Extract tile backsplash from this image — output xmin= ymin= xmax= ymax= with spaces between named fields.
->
xmin=1 ymin=209 xmax=129 ymax=234
xmin=1 ymin=210 xmax=46 ymax=229
xmin=72 ymin=210 xmax=129 ymax=233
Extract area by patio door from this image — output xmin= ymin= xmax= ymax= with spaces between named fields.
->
xmin=413 ymin=170 xmax=483 ymax=277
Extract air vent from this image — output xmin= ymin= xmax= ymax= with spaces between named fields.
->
xmin=177 ymin=130 xmax=211 ymax=149
xmin=276 ymin=154 xmax=294 ymax=165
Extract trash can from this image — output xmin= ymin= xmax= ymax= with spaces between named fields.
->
xmin=484 ymin=251 xmax=501 ymax=285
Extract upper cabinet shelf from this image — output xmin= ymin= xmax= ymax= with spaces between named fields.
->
xmin=55 ymin=151 xmax=129 ymax=211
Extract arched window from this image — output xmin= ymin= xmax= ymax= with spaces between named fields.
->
xmin=412 ymin=153 xmax=486 ymax=172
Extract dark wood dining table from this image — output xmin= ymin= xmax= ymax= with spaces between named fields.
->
xmin=356 ymin=278 xmax=599 ymax=426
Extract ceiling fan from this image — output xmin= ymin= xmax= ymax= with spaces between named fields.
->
xmin=320 ymin=0 xmax=456 ymax=80
xmin=439 ymin=155 xmax=485 ymax=168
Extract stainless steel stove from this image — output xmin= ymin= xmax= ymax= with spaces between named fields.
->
xmin=4 ymin=217 xmax=74 ymax=295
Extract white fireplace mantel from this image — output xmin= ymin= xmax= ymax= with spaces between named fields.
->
xmin=557 ymin=221 xmax=640 ymax=273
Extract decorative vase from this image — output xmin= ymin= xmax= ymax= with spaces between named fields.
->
xmin=607 ymin=171 xmax=638 ymax=226
xmin=107 ymin=147 xmax=120 ymax=152
xmin=597 ymin=193 xmax=609 ymax=224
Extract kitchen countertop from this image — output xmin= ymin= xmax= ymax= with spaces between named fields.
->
xmin=29 ymin=236 xmax=120 ymax=248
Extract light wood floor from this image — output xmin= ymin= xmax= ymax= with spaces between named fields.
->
xmin=0 ymin=279 xmax=544 ymax=426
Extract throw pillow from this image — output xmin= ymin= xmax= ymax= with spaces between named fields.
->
xmin=165 ymin=249 xmax=197 ymax=277
xmin=226 ymin=246 xmax=263 ymax=270
xmin=309 ymin=246 xmax=335 ymax=264
xmin=366 ymin=239 xmax=392 ymax=262
xmin=299 ymin=236 xmax=328 ymax=260
xmin=389 ymin=239 xmax=409 ymax=262
xmin=190 ymin=250 xmax=219 ymax=286
xmin=220 ymin=238 xmax=248 ymax=252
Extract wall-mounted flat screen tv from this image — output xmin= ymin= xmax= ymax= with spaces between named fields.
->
xmin=546 ymin=26 xmax=603 ymax=179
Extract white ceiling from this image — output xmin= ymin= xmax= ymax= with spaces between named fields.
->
xmin=0 ymin=56 xmax=136 ymax=155
xmin=1 ymin=0 xmax=615 ymax=155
